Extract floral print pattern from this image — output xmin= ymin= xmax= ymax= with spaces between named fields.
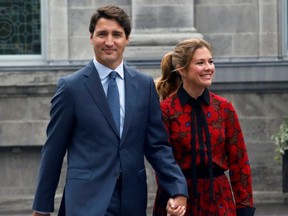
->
xmin=153 ymin=87 xmax=254 ymax=216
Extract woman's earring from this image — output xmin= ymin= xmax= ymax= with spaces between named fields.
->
xmin=181 ymin=74 xmax=186 ymax=81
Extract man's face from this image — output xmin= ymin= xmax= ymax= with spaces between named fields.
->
xmin=90 ymin=18 xmax=129 ymax=69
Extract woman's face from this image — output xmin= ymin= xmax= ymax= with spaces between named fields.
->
xmin=182 ymin=47 xmax=215 ymax=91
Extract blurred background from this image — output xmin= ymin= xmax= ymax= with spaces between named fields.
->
xmin=0 ymin=0 xmax=287 ymax=215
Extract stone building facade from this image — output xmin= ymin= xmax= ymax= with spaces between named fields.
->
xmin=0 ymin=0 xmax=288 ymax=212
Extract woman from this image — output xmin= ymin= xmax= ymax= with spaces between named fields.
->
xmin=153 ymin=38 xmax=255 ymax=216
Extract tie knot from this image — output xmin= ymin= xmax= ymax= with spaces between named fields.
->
xmin=109 ymin=71 xmax=117 ymax=80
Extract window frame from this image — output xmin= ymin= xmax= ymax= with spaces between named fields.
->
xmin=0 ymin=0 xmax=46 ymax=65
xmin=282 ymin=0 xmax=288 ymax=58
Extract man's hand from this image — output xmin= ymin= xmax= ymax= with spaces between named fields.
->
xmin=166 ymin=195 xmax=187 ymax=216
xmin=32 ymin=211 xmax=50 ymax=216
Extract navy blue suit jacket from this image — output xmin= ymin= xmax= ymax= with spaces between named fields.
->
xmin=32 ymin=61 xmax=188 ymax=216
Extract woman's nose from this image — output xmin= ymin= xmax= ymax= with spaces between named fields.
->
xmin=204 ymin=62 xmax=213 ymax=70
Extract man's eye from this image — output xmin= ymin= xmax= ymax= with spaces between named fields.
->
xmin=114 ymin=33 xmax=123 ymax=37
xmin=97 ymin=32 xmax=106 ymax=37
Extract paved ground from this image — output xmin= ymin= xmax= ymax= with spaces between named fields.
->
xmin=254 ymin=203 xmax=288 ymax=216
xmin=149 ymin=203 xmax=288 ymax=215
xmin=1 ymin=196 xmax=287 ymax=215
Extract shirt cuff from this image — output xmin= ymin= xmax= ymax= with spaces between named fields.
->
xmin=35 ymin=211 xmax=51 ymax=214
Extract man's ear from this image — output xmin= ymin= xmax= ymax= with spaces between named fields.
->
xmin=90 ymin=34 xmax=93 ymax=44
xmin=125 ymin=36 xmax=130 ymax=45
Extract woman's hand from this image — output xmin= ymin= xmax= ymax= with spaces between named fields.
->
xmin=166 ymin=195 xmax=187 ymax=216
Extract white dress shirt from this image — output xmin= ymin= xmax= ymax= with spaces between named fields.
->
xmin=93 ymin=58 xmax=125 ymax=137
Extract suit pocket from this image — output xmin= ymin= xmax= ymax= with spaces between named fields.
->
xmin=67 ymin=168 xmax=92 ymax=180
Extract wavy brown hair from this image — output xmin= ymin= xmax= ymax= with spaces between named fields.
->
xmin=156 ymin=38 xmax=213 ymax=101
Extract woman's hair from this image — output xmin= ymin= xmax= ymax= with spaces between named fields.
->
xmin=89 ymin=5 xmax=131 ymax=38
xmin=156 ymin=38 xmax=213 ymax=101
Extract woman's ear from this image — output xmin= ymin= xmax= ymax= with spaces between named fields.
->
xmin=177 ymin=67 xmax=184 ymax=77
xmin=177 ymin=68 xmax=186 ymax=81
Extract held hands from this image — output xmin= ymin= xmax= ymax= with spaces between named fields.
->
xmin=166 ymin=195 xmax=187 ymax=216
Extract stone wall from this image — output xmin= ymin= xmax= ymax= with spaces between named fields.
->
xmin=195 ymin=0 xmax=279 ymax=58
xmin=44 ymin=0 xmax=282 ymax=61
xmin=1 ymin=61 xmax=288 ymax=206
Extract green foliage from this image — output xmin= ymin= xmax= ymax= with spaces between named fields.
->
xmin=271 ymin=117 xmax=288 ymax=163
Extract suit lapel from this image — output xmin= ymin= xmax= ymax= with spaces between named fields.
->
xmin=121 ymin=66 xmax=137 ymax=143
xmin=83 ymin=61 xmax=120 ymax=137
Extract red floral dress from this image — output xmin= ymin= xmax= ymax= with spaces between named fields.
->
xmin=153 ymin=86 xmax=255 ymax=216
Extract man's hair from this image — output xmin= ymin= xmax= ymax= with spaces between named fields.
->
xmin=89 ymin=5 xmax=131 ymax=38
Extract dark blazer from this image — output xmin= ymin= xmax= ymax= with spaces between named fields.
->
xmin=32 ymin=61 xmax=188 ymax=216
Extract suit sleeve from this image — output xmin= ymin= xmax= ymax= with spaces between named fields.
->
xmin=32 ymin=78 xmax=74 ymax=212
xmin=144 ymin=77 xmax=188 ymax=198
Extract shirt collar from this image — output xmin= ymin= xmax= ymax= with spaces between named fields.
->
xmin=93 ymin=57 xmax=124 ymax=80
xmin=177 ymin=85 xmax=210 ymax=107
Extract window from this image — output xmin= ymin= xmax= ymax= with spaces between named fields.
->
xmin=282 ymin=0 xmax=288 ymax=57
xmin=0 ymin=0 xmax=42 ymax=59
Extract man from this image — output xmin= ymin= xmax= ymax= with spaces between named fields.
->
xmin=32 ymin=5 xmax=187 ymax=216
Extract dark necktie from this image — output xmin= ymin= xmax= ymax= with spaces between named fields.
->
xmin=107 ymin=71 xmax=120 ymax=132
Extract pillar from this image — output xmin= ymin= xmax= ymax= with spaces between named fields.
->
xmin=125 ymin=0 xmax=202 ymax=60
